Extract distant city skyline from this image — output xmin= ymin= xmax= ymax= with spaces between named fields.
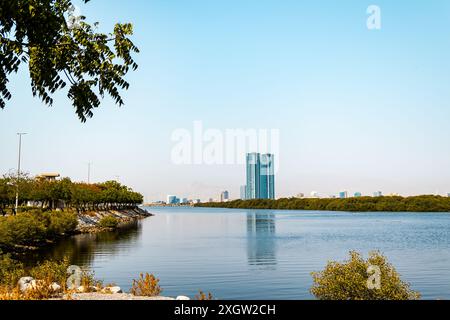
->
xmin=1 ymin=1 xmax=450 ymax=202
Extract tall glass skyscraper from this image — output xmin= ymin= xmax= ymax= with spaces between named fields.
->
xmin=246 ymin=153 xmax=261 ymax=199
xmin=260 ymin=154 xmax=275 ymax=199
xmin=245 ymin=153 xmax=275 ymax=200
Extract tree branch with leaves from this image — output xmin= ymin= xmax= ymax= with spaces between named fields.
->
xmin=0 ymin=0 xmax=139 ymax=122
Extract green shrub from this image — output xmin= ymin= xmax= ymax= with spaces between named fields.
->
xmin=0 ymin=252 xmax=25 ymax=287
xmin=99 ymin=216 xmax=119 ymax=229
xmin=311 ymin=251 xmax=421 ymax=300
xmin=0 ymin=210 xmax=78 ymax=249
xmin=45 ymin=211 xmax=78 ymax=237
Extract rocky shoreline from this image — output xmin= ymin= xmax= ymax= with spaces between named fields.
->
xmin=76 ymin=207 xmax=153 ymax=233
xmin=18 ymin=277 xmax=190 ymax=301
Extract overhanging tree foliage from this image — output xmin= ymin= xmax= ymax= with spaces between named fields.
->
xmin=0 ymin=0 xmax=139 ymax=121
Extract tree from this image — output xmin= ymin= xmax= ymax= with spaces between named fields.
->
xmin=310 ymin=251 xmax=421 ymax=300
xmin=0 ymin=0 xmax=139 ymax=122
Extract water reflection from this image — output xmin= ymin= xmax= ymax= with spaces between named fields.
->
xmin=22 ymin=221 xmax=143 ymax=267
xmin=246 ymin=212 xmax=277 ymax=269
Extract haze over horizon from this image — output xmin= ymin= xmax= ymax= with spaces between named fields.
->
xmin=1 ymin=0 xmax=450 ymax=202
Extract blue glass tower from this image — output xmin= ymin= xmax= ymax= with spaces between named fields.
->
xmin=260 ymin=154 xmax=275 ymax=199
xmin=245 ymin=153 xmax=275 ymax=200
xmin=246 ymin=153 xmax=260 ymax=199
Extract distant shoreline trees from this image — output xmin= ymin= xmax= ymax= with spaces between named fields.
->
xmin=196 ymin=196 xmax=450 ymax=213
xmin=0 ymin=172 xmax=143 ymax=214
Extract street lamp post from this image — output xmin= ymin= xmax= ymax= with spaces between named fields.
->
xmin=15 ymin=133 xmax=27 ymax=214
xmin=87 ymin=162 xmax=92 ymax=184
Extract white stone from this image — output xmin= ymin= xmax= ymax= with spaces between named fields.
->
xmin=107 ymin=286 xmax=123 ymax=294
xmin=176 ymin=296 xmax=191 ymax=300
xmin=18 ymin=277 xmax=34 ymax=292
xmin=50 ymin=283 xmax=61 ymax=292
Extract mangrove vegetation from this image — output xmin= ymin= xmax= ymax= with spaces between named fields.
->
xmin=196 ymin=195 xmax=450 ymax=212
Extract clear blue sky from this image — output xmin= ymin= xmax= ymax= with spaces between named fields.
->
xmin=1 ymin=0 xmax=450 ymax=201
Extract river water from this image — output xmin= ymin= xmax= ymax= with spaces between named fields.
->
xmin=26 ymin=207 xmax=450 ymax=300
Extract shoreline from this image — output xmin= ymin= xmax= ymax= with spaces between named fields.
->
xmin=76 ymin=207 xmax=154 ymax=234
xmin=0 ymin=207 xmax=154 ymax=254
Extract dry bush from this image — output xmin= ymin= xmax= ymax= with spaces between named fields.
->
xmin=29 ymin=258 xmax=70 ymax=291
xmin=195 ymin=291 xmax=214 ymax=301
xmin=0 ymin=280 xmax=58 ymax=301
xmin=22 ymin=280 xmax=58 ymax=300
xmin=131 ymin=273 xmax=162 ymax=297
xmin=0 ymin=286 xmax=22 ymax=300
xmin=80 ymin=270 xmax=103 ymax=293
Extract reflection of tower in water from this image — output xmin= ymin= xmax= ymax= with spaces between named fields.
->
xmin=246 ymin=212 xmax=277 ymax=268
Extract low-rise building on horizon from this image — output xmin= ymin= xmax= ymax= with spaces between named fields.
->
xmin=36 ymin=173 xmax=60 ymax=182
xmin=373 ymin=191 xmax=383 ymax=197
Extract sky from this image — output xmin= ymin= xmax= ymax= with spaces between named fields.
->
xmin=1 ymin=0 xmax=450 ymax=202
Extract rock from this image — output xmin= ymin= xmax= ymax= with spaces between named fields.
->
xmin=50 ymin=283 xmax=61 ymax=292
xmin=110 ymin=287 xmax=123 ymax=294
xmin=18 ymin=277 xmax=34 ymax=292
xmin=176 ymin=296 xmax=190 ymax=300
xmin=102 ymin=286 xmax=122 ymax=294
xmin=77 ymin=286 xmax=87 ymax=293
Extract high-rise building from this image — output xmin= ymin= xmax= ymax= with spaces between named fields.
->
xmin=220 ymin=191 xmax=230 ymax=202
xmin=245 ymin=153 xmax=275 ymax=200
xmin=246 ymin=153 xmax=261 ymax=199
xmin=167 ymin=195 xmax=178 ymax=205
xmin=354 ymin=192 xmax=362 ymax=198
xmin=339 ymin=191 xmax=348 ymax=199
xmin=240 ymin=186 xmax=247 ymax=200
xmin=260 ymin=154 xmax=275 ymax=199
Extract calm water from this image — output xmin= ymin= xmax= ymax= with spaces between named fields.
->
xmin=27 ymin=207 xmax=450 ymax=300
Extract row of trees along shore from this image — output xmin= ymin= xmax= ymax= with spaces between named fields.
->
xmin=196 ymin=196 xmax=450 ymax=212
xmin=0 ymin=172 xmax=143 ymax=214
